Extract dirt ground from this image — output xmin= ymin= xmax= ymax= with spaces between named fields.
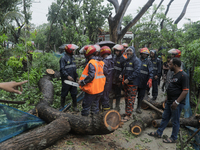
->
xmin=45 ymin=83 xmax=176 ymax=150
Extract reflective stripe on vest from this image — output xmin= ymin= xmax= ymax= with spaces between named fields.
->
xmin=126 ymin=67 xmax=134 ymax=71
xmin=114 ymin=66 xmax=122 ymax=71
xmin=153 ymin=67 xmax=158 ymax=70
xmin=65 ymin=64 xmax=76 ymax=69
xmin=140 ymin=70 xmax=148 ymax=75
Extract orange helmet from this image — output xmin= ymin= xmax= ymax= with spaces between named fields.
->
xmin=122 ymin=43 xmax=128 ymax=48
xmin=140 ymin=47 xmax=150 ymax=55
xmin=100 ymin=46 xmax=111 ymax=57
xmin=85 ymin=45 xmax=96 ymax=58
xmin=65 ymin=44 xmax=77 ymax=55
xmin=168 ymin=49 xmax=181 ymax=58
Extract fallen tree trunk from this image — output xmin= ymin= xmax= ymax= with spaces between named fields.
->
xmin=129 ymin=110 xmax=161 ymax=135
xmin=0 ymin=117 xmax=71 ymax=150
xmin=152 ymin=117 xmax=200 ymax=128
xmin=36 ymin=102 xmax=121 ymax=135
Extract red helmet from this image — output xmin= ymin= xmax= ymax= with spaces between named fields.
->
xmin=168 ymin=49 xmax=181 ymax=58
xmin=85 ymin=45 xmax=96 ymax=58
xmin=122 ymin=43 xmax=128 ymax=48
xmin=140 ymin=47 xmax=150 ymax=55
xmin=100 ymin=46 xmax=111 ymax=57
xmin=65 ymin=44 xmax=77 ymax=54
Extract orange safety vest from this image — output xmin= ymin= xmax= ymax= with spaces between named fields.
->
xmin=79 ymin=59 xmax=106 ymax=94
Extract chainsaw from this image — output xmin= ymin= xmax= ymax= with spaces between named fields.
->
xmin=64 ymin=80 xmax=79 ymax=87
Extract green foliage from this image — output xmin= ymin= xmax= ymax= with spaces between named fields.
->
xmin=182 ymin=39 xmax=200 ymax=71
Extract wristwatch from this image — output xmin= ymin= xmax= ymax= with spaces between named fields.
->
xmin=175 ymin=100 xmax=180 ymax=105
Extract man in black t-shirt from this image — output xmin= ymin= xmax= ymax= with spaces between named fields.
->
xmin=161 ymin=56 xmax=171 ymax=92
xmin=148 ymin=58 xmax=189 ymax=143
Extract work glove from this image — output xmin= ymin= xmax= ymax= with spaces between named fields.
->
xmin=147 ymin=78 xmax=152 ymax=88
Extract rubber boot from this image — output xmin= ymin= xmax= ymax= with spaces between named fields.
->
xmin=136 ymin=99 xmax=142 ymax=114
xmin=60 ymin=97 xmax=65 ymax=109
xmin=72 ymin=96 xmax=79 ymax=112
xmin=115 ymin=97 xmax=120 ymax=112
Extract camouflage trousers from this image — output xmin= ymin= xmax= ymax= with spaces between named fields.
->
xmin=124 ymin=84 xmax=138 ymax=116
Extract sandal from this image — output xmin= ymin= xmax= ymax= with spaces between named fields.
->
xmin=121 ymin=116 xmax=130 ymax=122
xmin=148 ymin=132 xmax=161 ymax=138
xmin=163 ymin=137 xmax=176 ymax=143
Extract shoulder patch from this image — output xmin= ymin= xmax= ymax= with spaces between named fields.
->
xmin=129 ymin=62 xmax=132 ymax=65
xmin=153 ymin=62 xmax=156 ymax=64
xmin=117 ymin=61 xmax=120 ymax=64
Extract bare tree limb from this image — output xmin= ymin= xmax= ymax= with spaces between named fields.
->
xmin=160 ymin=0 xmax=174 ymax=30
xmin=108 ymin=0 xmax=119 ymax=13
xmin=119 ymin=0 xmax=155 ymax=41
xmin=174 ymin=0 xmax=190 ymax=25
xmin=117 ymin=0 xmax=131 ymax=34
xmin=150 ymin=0 xmax=164 ymax=22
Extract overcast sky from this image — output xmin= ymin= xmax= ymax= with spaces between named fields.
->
xmin=30 ymin=0 xmax=200 ymax=28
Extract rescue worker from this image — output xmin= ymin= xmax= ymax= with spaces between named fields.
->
xmin=122 ymin=43 xmax=128 ymax=52
xmin=147 ymin=50 xmax=161 ymax=101
xmin=100 ymin=46 xmax=114 ymax=111
xmin=59 ymin=44 xmax=79 ymax=111
xmin=110 ymin=44 xmax=126 ymax=111
xmin=136 ymin=48 xmax=153 ymax=114
xmin=78 ymin=45 xmax=106 ymax=116
xmin=119 ymin=46 xmax=140 ymax=122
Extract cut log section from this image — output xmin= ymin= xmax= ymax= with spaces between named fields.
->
xmin=152 ymin=117 xmax=200 ymax=128
xmin=129 ymin=110 xmax=161 ymax=136
xmin=36 ymin=102 xmax=121 ymax=135
xmin=0 ymin=117 xmax=71 ymax=150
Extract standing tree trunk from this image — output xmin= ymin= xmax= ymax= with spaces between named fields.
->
xmin=108 ymin=0 xmax=155 ymax=43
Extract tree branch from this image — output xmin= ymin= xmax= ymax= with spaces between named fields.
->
xmin=119 ymin=0 xmax=155 ymax=41
xmin=150 ymin=0 xmax=164 ymax=22
xmin=117 ymin=0 xmax=131 ymax=34
xmin=107 ymin=0 xmax=119 ymax=13
xmin=160 ymin=0 xmax=174 ymax=30
xmin=174 ymin=0 xmax=190 ymax=25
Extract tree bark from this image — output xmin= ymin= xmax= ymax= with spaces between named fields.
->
xmin=129 ymin=110 xmax=161 ymax=135
xmin=174 ymin=0 xmax=190 ymax=25
xmin=0 ymin=117 xmax=71 ymax=150
xmin=152 ymin=117 xmax=200 ymax=128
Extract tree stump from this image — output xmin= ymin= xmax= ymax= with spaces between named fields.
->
xmin=129 ymin=110 xmax=161 ymax=136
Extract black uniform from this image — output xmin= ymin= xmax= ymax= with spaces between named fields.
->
xmin=137 ymin=58 xmax=153 ymax=103
xmin=60 ymin=53 xmax=78 ymax=107
xmin=147 ymin=50 xmax=161 ymax=99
